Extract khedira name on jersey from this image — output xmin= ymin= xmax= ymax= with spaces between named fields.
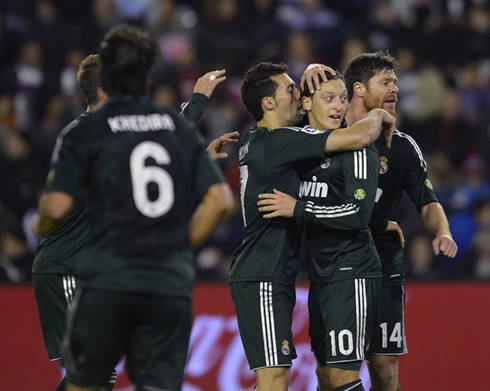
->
xmin=107 ymin=114 xmax=175 ymax=133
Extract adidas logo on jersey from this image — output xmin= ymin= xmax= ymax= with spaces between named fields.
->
xmin=108 ymin=114 xmax=175 ymax=133
xmin=299 ymin=176 xmax=328 ymax=198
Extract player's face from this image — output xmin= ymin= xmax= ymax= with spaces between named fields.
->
xmin=303 ymin=78 xmax=348 ymax=130
xmin=363 ymin=69 xmax=398 ymax=115
xmin=270 ymin=73 xmax=302 ymax=126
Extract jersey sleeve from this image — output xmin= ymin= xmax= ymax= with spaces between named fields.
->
xmin=294 ymin=149 xmax=379 ymax=230
xmin=179 ymin=93 xmax=209 ymax=124
xmin=182 ymin=118 xmax=226 ymax=200
xmin=267 ymin=127 xmax=331 ymax=169
xmin=46 ymin=120 xmax=88 ymax=197
xmin=400 ymin=136 xmax=439 ymax=210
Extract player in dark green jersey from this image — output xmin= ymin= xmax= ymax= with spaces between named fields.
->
xmin=257 ymin=72 xmax=402 ymax=391
xmin=34 ymin=24 xmax=233 ymax=391
xmin=32 ymin=53 xmax=117 ymax=391
xmin=32 ymin=54 xmax=234 ymax=391
xmin=302 ymin=52 xmax=458 ymax=391
xmin=233 ymin=62 xmax=396 ymax=391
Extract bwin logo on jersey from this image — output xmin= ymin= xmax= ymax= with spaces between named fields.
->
xmin=299 ymin=176 xmax=328 ymax=198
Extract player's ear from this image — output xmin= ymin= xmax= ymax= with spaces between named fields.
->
xmin=302 ymin=96 xmax=312 ymax=112
xmin=97 ymin=87 xmax=108 ymax=102
xmin=262 ymin=96 xmax=275 ymax=111
xmin=353 ymin=82 xmax=365 ymax=98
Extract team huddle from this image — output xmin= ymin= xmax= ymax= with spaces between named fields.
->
xmin=32 ymin=24 xmax=457 ymax=391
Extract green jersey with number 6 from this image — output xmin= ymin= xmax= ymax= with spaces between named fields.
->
xmin=47 ymin=97 xmax=225 ymax=298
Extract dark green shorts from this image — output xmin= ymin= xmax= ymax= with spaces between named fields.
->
xmin=371 ymin=284 xmax=407 ymax=355
xmin=32 ymin=273 xmax=77 ymax=360
xmin=309 ymin=278 xmax=382 ymax=371
xmin=230 ymin=281 xmax=297 ymax=370
xmin=64 ymin=288 xmax=192 ymax=390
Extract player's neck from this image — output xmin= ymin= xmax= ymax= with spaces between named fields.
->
xmin=345 ymin=100 xmax=368 ymax=126
xmin=257 ymin=114 xmax=290 ymax=130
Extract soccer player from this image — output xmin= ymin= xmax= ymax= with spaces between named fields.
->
xmin=34 ymin=24 xmax=233 ymax=391
xmin=303 ymin=52 xmax=458 ymax=391
xmin=257 ymin=72 xmax=402 ymax=391
xmin=32 ymin=55 xmax=234 ymax=391
xmin=31 ymin=54 xmax=116 ymax=391
xmin=232 ymin=62 xmax=396 ymax=391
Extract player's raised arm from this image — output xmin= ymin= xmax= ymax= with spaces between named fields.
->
xmin=180 ymin=69 xmax=227 ymax=122
xmin=324 ymin=108 xmax=395 ymax=152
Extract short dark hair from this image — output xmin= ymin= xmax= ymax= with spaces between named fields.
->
xmin=301 ymin=70 xmax=345 ymax=98
xmin=241 ymin=62 xmax=288 ymax=121
xmin=76 ymin=54 xmax=101 ymax=107
xmin=344 ymin=51 xmax=399 ymax=100
xmin=99 ymin=24 xmax=158 ymax=97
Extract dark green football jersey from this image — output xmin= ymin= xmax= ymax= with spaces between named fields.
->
xmin=32 ymin=113 xmax=92 ymax=275
xmin=48 ymin=97 xmax=225 ymax=297
xmin=294 ymin=127 xmax=382 ymax=283
xmin=230 ymin=126 xmax=331 ymax=285
xmin=373 ymin=130 xmax=438 ymax=285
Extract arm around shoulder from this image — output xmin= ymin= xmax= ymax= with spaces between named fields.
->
xmin=325 ymin=109 xmax=395 ymax=152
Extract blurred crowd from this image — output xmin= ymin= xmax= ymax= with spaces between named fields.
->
xmin=1 ymin=0 xmax=490 ymax=283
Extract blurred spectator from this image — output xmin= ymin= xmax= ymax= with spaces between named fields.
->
xmin=447 ymin=153 xmax=490 ymax=259
xmin=404 ymin=87 xmax=479 ymax=168
xmin=285 ymin=31 xmax=316 ymax=84
xmin=424 ymin=150 xmax=456 ymax=210
xmin=339 ymin=35 xmax=368 ymax=72
xmin=395 ymin=45 xmax=446 ymax=124
xmin=454 ymin=197 xmax=490 ymax=279
xmin=14 ymin=39 xmax=44 ymax=132
xmin=405 ymin=233 xmax=446 ymax=280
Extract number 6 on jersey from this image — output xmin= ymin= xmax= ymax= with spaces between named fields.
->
xmin=130 ymin=141 xmax=175 ymax=218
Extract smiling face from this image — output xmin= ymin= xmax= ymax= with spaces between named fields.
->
xmin=363 ymin=69 xmax=398 ymax=115
xmin=269 ymin=73 xmax=302 ymax=126
xmin=303 ymin=78 xmax=349 ymax=130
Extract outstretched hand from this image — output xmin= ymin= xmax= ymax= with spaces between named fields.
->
xmin=432 ymin=235 xmax=458 ymax=258
xmin=207 ymin=131 xmax=239 ymax=160
xmin=194 ymin=70 xmax=227 ymax=98
xmin=257 ymin=189 xmax=296 ymax=219
xmin=301 ymin=64 xmax=336 ymax=94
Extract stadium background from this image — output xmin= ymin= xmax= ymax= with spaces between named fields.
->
xmin=1 ymin=0 xmax=489 ymax=389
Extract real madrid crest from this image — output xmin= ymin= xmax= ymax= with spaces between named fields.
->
xmin=281 ymin=340 xmax=291 ymax=356
xmin=379 ymin=156 xmax=388 ymax=174
xmin=320 ymin=158 xmax=331 ymax=169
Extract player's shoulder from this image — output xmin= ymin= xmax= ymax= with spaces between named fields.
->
xmin=392 ymin=128 xmax=421 ymax=150
xmin=274 ymin=125 xmax=326 ymax=135
xmin=58 ymin=112 xmax=91 ymax=141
